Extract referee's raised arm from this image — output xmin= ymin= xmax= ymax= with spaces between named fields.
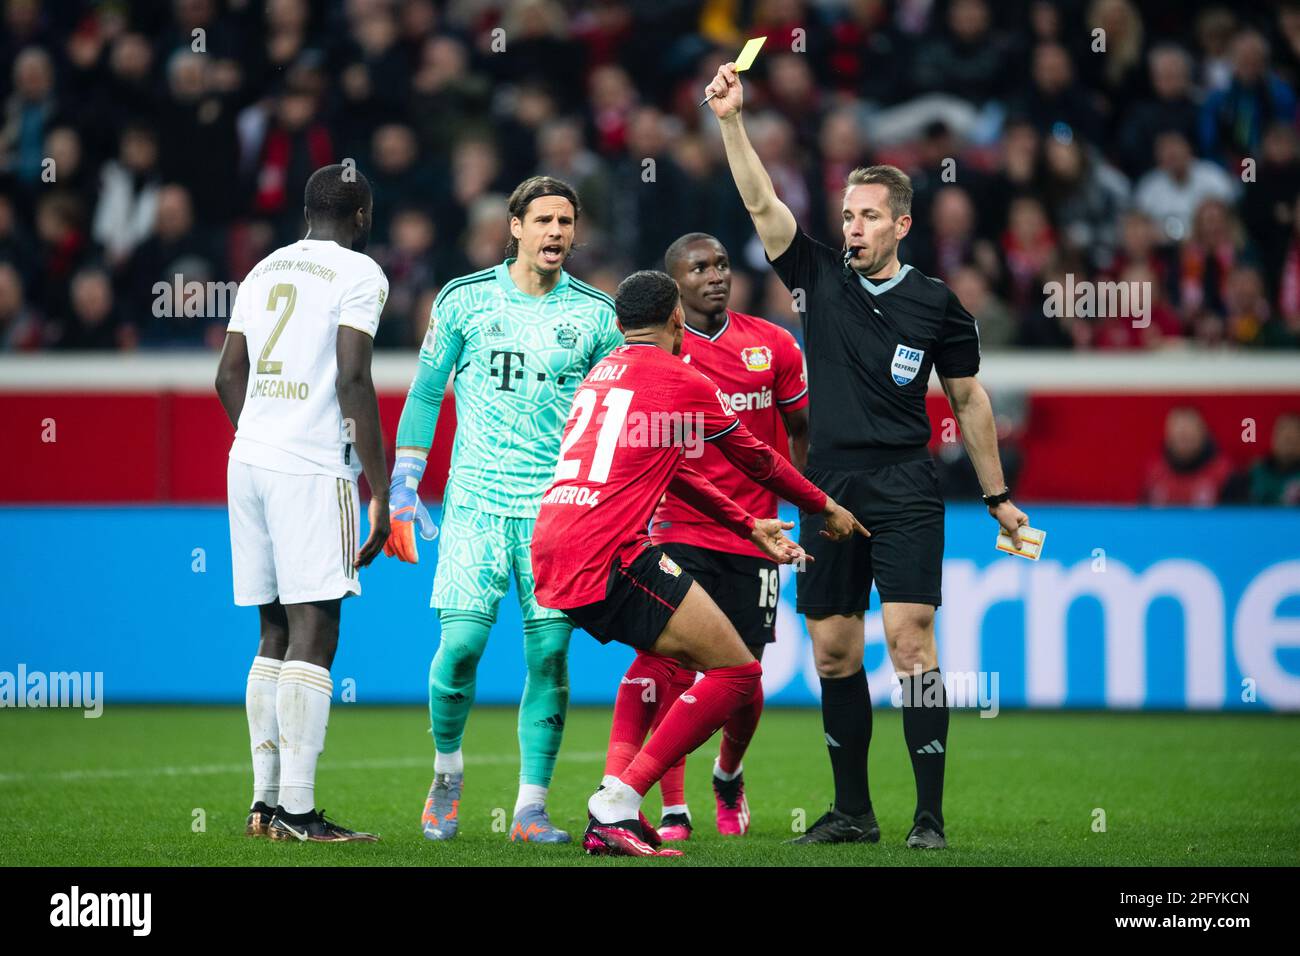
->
xmin=705 ymin=62 xmax=797 ymax=261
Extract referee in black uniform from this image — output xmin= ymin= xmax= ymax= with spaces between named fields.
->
xmin=705 ymin=62 xmax=1029 ymax=848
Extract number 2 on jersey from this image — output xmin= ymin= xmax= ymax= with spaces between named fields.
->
xmin=257 ymin=283 xmax=298 ymax=375
xmin=555 ymin=387 xmax=633 ymax=483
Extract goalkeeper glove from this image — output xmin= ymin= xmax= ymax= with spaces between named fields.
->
xmin=384 ymin=455 xmax=437 ymax=563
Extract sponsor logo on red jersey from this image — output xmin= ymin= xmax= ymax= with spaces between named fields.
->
xmin=725 ymin=387 xmax=773 ymax=412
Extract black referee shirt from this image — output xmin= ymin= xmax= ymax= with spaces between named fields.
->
xmin=768 ymin=229 xmax=981 ymax=470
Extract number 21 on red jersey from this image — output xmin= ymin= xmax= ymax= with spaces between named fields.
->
xmin=555 ymin=387 xmax=634 ymax=483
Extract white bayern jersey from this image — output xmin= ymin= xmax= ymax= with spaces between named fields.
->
xmin=226 ymin=238 xmax=388 ymax=480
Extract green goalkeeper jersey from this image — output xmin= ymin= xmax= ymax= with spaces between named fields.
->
xmin=396 ymin=260 xmax=622 ymax=517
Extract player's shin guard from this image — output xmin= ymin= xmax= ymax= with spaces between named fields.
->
xmin=428 ymin=610 xmax=493 ymax=755
xmin=518 ymin=619 xmax=572 ymax=789
xmin=719 ymin=678 xmax=764 ymax=775
xmin=820 ymin=668 xmax=873 ymax=816
xmin=650 ymin=666 xmax=696 ymax=808
xmin=900 ymin=668 xmax=948 ymax=829
xmin=247 ymin=656 xmax=282 ymax=808
xmin=620 ymin=661 xmax=762 ymax=796
xmin=276 ymin=661 xmax=332 ymax=815
xmin=605 ymin=651 xmax=679 ymax=778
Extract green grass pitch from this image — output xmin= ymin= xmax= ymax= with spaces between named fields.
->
xmin=1 ymin=706 xmax=1296 ymax=866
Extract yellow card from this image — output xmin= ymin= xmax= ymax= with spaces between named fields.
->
xmin=996 ymin=525 xmax=1046 ymax=560
xmin=735 ymin=36 xmax=767 ymax=72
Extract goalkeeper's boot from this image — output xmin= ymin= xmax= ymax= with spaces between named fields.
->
xmin=421 ymin=771 xmax=463 ymax=841
xmin=787 ymin=805 xmax=880 ymax=844
xmin=509 ymin=804 xmax=571 ymax=844
xmin=713 ymin=771 xmax=750 ymax=836
xmin=244 ymin=801 xmax=275 ymax=837
xmin=268 ymin=808 xmax=379 ymax=842
xmin=658 ymin=811 xmax=693 ymax=842
xmin=906 ymin=811 xmax=947 ymax=849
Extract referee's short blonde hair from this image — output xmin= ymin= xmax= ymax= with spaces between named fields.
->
xmin=845 ymin=165 xmax=913 ymax=221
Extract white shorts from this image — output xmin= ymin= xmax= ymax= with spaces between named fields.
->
xmin=227 ymin=458 xmax=362 ymax=606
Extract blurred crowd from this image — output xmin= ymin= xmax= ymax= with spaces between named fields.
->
xmin=3 ymin=0 xmax=1300 ymax=352
xmin=1144 ymin=408 xmax=1300 ymax=506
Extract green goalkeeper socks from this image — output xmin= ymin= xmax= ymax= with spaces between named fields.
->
xmin=429 ymin=610 xmax=494 ymax=755
xmin=429 ymin=611 xmax=570 ymax=787
xmin=517 ymin=619 xmax=572 ymax=787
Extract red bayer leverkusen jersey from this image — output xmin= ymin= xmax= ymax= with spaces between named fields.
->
xmin=652 ymin=310 xmax=808 ymax=559
xmin=532 ymin=343 xmax=742 ymax=609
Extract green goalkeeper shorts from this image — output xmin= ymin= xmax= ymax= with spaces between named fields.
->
xmin=431 ymin=494 xmax=567 ymax=623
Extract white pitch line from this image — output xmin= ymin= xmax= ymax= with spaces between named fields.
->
xmin=0 ymin=751 xmax=607 ymax=786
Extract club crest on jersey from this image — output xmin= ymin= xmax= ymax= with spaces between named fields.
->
xmin=890 ymin=344 xmax=924 ymax=386
xmin=658 ymin=553 xmax=683 ymax=577
xmin=740 ymin=346 xmax=772 ymax=372
xmin=554 ymin=322 xmax=579 ymax=349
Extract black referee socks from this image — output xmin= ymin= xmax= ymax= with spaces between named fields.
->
xmin=899 ymin=668 xmax=949 ymax=830
xmin=819 ymin=668 xmax=873 ymax=817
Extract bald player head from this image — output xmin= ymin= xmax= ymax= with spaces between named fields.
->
xmin=664 ymin=232 xmax=731 ymax=324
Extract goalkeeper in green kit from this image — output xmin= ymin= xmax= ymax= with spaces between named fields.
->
xmin=385 ymin=177 xmax=622 ymax=844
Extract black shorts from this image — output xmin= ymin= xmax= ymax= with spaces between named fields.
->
xmin=563 ymin=544 xmax=695 ymax=651
xmin=797 ymin=458 xmax=944 ymax=615
xmin=658 ymin=542 xmax=779 ymax=646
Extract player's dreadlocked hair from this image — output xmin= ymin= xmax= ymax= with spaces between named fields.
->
xmin=305 ymin=164 xmax=372 ymax=223
xmin=845 ymin=165 xmax=913 ymax=220
xmin=663 ymin=232 xmax=720 ymax=277
xmin=505 ymin=175 xmax=581 ymax=257
xmin=615 ymin=270 xmax=680 ymax=330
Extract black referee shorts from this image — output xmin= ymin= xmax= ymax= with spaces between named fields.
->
xmin=797 ymin=458 xmax=944 ymax=615
xmin=659 ymin=542 xmax=779 ymax=647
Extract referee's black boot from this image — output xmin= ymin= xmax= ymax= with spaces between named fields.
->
xmin=788 ymin=805 xmax=880 ymax=844
xmin=905 ymin=811 xmax=947 ymax=849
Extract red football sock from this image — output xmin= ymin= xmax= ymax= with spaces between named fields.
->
xmin=718 ymin=678 xmax=764 ymax=775
xmin=604 ymin=651 xmax=679 ymax=778
xmin=650 ymin=667 xmax=696 ymax=807
xmin=620 ymin=661 xmax=762 ymax=796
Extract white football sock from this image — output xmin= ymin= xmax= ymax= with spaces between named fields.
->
xmin=587 ymin=779 xmax=641 ymax=824
xmin=246 ymin=656 xmax=281 ymax=808
xmin=515 ymin=783 xmax=548 ymax=815
xmin=434 ymin=748 xmax=463 ymax=775
xmin=276 ymin=661 xmax=332 ymax=815
xmin=714 ymin=758 xmax=743 ymax=782
xmin=661 ymin=804 xmax=690 ymax=819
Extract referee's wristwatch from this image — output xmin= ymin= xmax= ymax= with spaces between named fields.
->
xmin=981 ymin=488 xmax=1012 ymax=508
